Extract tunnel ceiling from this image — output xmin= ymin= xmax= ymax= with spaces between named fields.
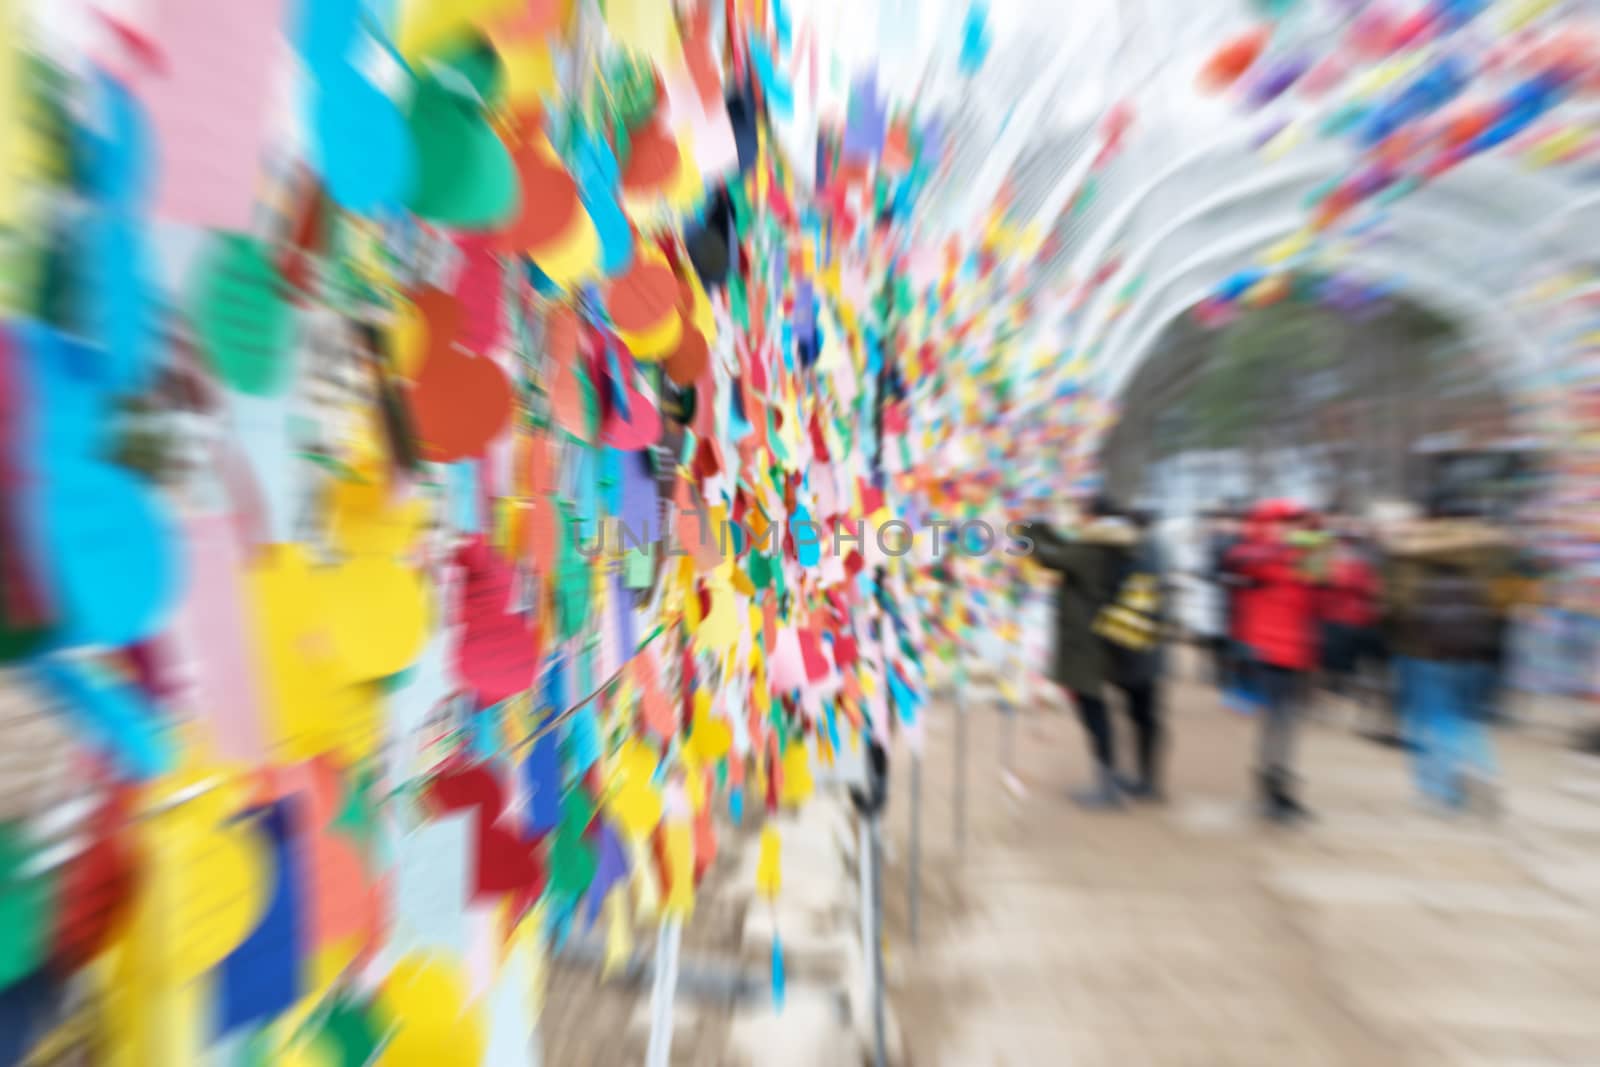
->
xmin=791 ymin=0 xmax=1600 ymax=444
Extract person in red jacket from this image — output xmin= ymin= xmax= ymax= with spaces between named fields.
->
xmin=1227 ymin=500 xmax=1320 ymax=822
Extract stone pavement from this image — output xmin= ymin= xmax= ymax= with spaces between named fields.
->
xmin=881 ymin=653 xmax=1600 ymax=1067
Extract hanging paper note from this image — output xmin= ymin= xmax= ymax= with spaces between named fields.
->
xmin=374 ymin=954 xmax=488 ymax=1067
xmin=0 ymin=823 xmax=56 ymax=988
xmin=407 ymin=347 xmax=514 ymax=461
xmin=168 ymin=513 xmax=267 ymax=762
xmin=449 ymin=461 xmax=483 ymax=533
xmin=137 ymin=0 xmax=288 ymax=230
xmin=747 ymin=36 xmax=794 ymax=117
xmin=195 ymin=234 xmax=297 ymax=396
xmin=216 ymin=803 xmax=305 ymax=1032
xmin=391 ymin=812 xmax=473 ymax=957
xmin=455 ymin=538 xmax=538 ymax=704
xmin=522 ymin=723 xmax=564 ymax=837
xmin=780 ymin=742 xmax=813 ymax=807
xmin=959 ymin=1 xmax=991 ymax=75
xmin=405 ymin=72 xmax=519 ymax=228
xmin=33 ymin=658 xmax=173 ymax=781
xmin=771 ymin=936 xmax=786 ymax=1009
xmin=755 ymin=826 xmax=781 ymax=900
xmin=664 ymin=823 xmax=694 ymax=917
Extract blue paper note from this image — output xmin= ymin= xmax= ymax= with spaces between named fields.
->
xmin=296 ymin=0 xmax=361 ymax=68
xmin=0 ymin=972 xmax=63 ymax=1067
xmin=771 ymin=936 xmax=786 ymax=1010
xmin=33 ymin=456 xmax=180 ymax=650
xmin=793 ymin=505 xmax=820 ymax=567
xmin=599 ymin=448 xmax=624 ymax=519
xmin=563 ymin=707 xmax=602 ymax=777
xmin=620 ymin=450 xmax=659 ymax=545
xmin=318 ymin=66 xmax=416 ymax=214
xmin=573 ymin=131 xmax=633 ymax=276
xmin=217 ymin=803 xmax=305 ymax=1033
xmin=747 ymin=36 xmax=794 ymax=117
xmin=842 ymin=73 xmax=886 ymax=162
xmin=583 ymin=823 xmax=629 ymax=926
xmin=88 ymin=214 xmax=158 ymax=397
xmin=523 ymin=729 xmax=564 ymax=836
xmin=541 ymin=654 xmax=568 ymax=713
xmin=392 ymin=812 xmax=473 ymax=956
xmin=612 ymin=572 xmax=636 ymax=653
xmin=959 ymin=1 xmax=990 ymax=75
xmin=33 ymin=658 xmax=173 ymax=781
xmin=450 ymin=461 xmax=482 ymax=533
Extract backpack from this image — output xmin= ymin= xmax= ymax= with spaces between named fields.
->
xmin=1415 ymin=566 xmax=1497 ymax=662
xmin=1094 ymin=548 xmax=1162 ymax=653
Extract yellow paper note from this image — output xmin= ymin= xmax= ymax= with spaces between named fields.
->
xmin=755 ymin=827 xmax=781 ymax=900
xmin=631 ymin=838 xmax=661 ymax=921
xmin=494 ymin=39 xmax=559 ymax=108
xmin=377 ymin=955 xmax=487 ymax=1067
xmin=665 ymin=823 xmax=695 ymax=917
xmin=609 ymin=780 xmax=664 ymax=841
xmin=605 ymin=0 xmax=682 ymax=62
xmin=322 ymin=558 xmax=429 ymax=683
xmin=602 ymin=888 xmax=632 ymax=976
xmin=780 ymin=743 xmax=813 ymax=807
xmin=397 ymin=0 xmax=522 ymax=56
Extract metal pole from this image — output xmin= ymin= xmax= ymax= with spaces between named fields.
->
xmin=908 ymin=752 xmax=922 ymax=944
xmin=868 ymin=815 xmax=888 ymax=1067
xmin=645 ymin=919 xmax=684 ymax=1067
xmin=953 ymin=658 xmax=968 ymax=854
xmin=1000 ymin=698 xmax=1016 ymax=777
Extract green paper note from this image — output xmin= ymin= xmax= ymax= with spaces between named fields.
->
xmin=0 ymin=823 xmax=56 ymax=988
xmin=405 ymin=75 xmax=519 ymax=228
xmin=625 ymin=547 xmax=654 ymax=588
xmin=748 ymin=551 xmax=773 ymax=590
xmin=195 ymin=234 xmax=296 ymax=396
xmin=437 ymin=36 xmax=506 ymax=105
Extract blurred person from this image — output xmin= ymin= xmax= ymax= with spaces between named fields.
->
xmin=1103 ymin=508 xmax=1168 ymax=800
xmin=1384 ymin=501 xmax=1513 ymax=812
xmin=1227 ymin=500 xmax=1321 ymax=822
xmin=1318 ymin=526 xmax=1385 ymax=705
xmin=1026 ymin=496 xmax=1145 ymax=810
xmin=1221 ymin=504 xmax=1272 ymax=715
xmin=1194 ymin=508 xmax=1237 ymax=689
xmin=1211 ymin=505 xmax=1262 ymax=711
xmin=1482 ymin=535 xmax=1545 ymax=723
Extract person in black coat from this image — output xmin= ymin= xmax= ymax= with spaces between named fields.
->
xmin=1025 ymin=497 xmax=1158 ymax=808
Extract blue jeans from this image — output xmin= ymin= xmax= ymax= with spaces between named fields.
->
xmin=1226 ymin=643 xmax=1263 ymax=712
xmin=1406 ymin=659 xmax=1497 ymax=804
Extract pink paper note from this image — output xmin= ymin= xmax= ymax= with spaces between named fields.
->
xmin=168 ymin=512 xmax=266 ymax=762
xmin=768 ymin=627 xmax=806 ymax=692
xmin=138 ymin=0 xmax=288 ymax=231
xmin=452 ymin=233 xmax=505 ymax=355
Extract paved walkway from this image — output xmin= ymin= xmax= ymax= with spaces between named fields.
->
xmin=882 ymin=653 xmax=1600 ymax=1067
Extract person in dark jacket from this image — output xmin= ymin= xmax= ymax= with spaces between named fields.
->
xmin=1026 ymin=496 xmax=1142 ymax=809
xmin=1113 ymin=510 xmax=1167 ymax=799
xmin=1319 ymin=527 xmax=1386 ymax=701
xmin=1227 ymin=500 xmax=1320 ymax=822
xmin=1206 ymin=507 xmax=1253 ymax=708
xmin=1383 ymin=513 xmax=1509 ymax=811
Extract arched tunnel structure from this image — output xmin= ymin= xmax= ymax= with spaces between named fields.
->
xmin=1027 ymin=107 xmax=1600 ymax=510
